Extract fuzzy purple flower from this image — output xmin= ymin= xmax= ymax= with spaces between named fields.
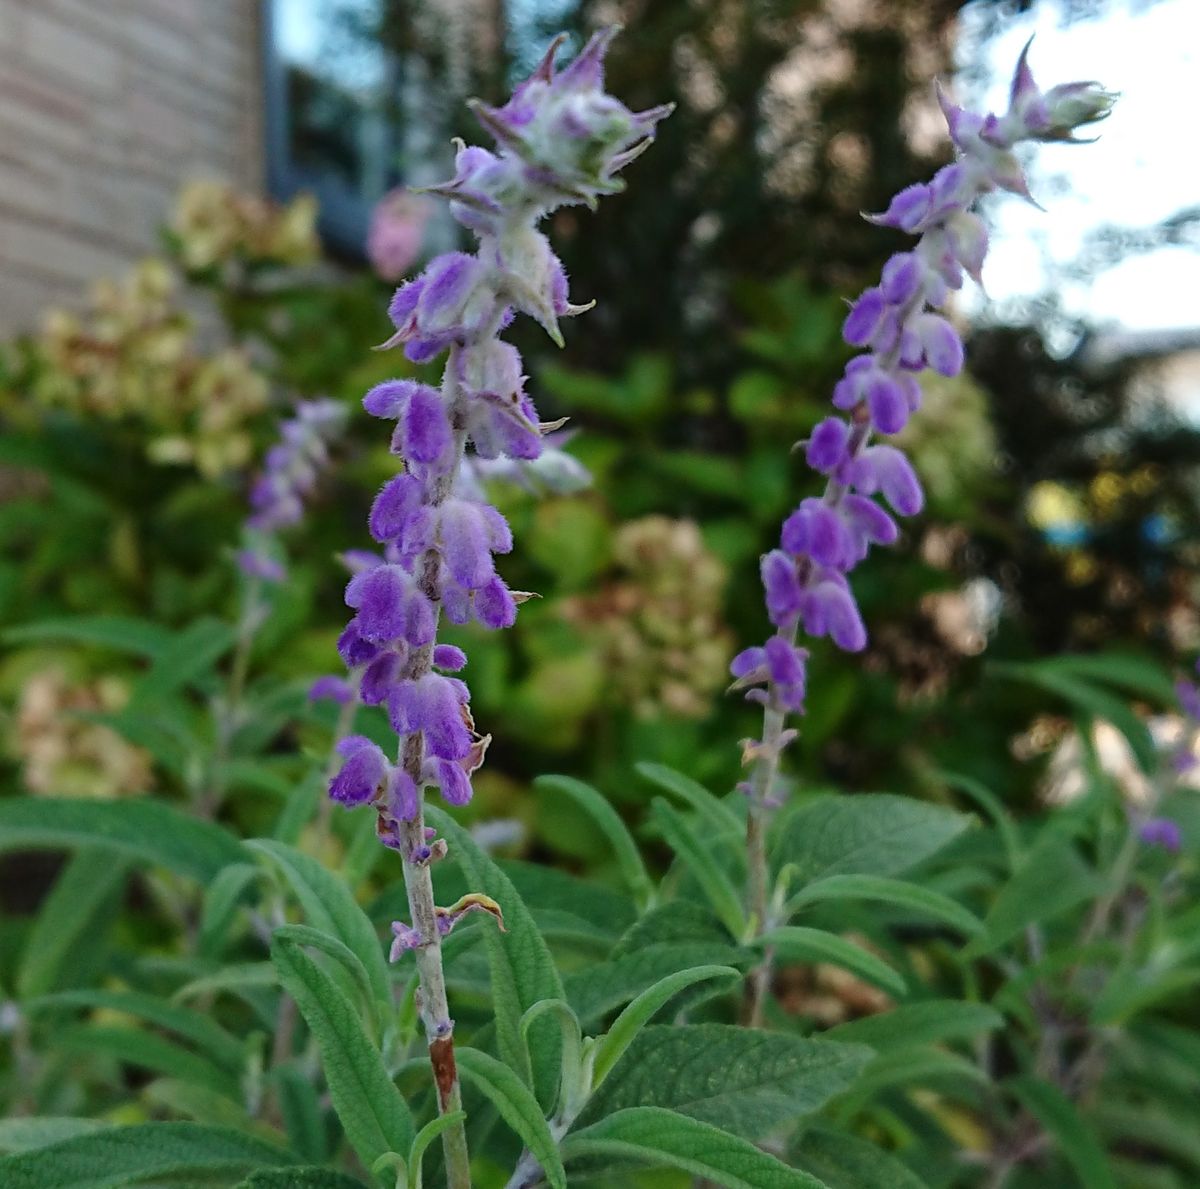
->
xmin=734 ymin=43 xmax=1114 ymax=802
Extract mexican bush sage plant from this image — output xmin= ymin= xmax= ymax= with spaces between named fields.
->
xmin=324 ymin=30 xmax=669 ymax=1184
xmin=732 ymin=44 xmax=1116 ymax=1017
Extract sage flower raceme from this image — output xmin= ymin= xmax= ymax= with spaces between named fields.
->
xmin=734 ymin=44 xmax=1115 ymax=794
xmin=328 ymin=30 xmax=669 ymax=847
xmin=323 ymin=36 xmax=667 ymax=1175
xmin=237 ymin=398 xmax=346 ymax=583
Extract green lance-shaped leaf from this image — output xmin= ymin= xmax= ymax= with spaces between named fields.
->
xmin=404 ymin=1110 xmax=467 ymax=1189
xmin=270 ymin=924 xmax=380 ymax=1033
xmin=236 ymin=1170 xmax=369 ymax=1189
xmin=534 ymin=775 xmax=655 ymax=909
xmin=427 ymin=806 xmax=564 ymax=1109
xmin=635 ymin=762 xmax=743 ymax=837
xmin=756 ymin=926 xmax=907 ymax=996
xmin=272 ymin=1065 xmax=329 ymax=1166
xmin=0 ymin=614 xmax=173 ymax=657
xmin=270 ymin=934 xmax=414 ymax=1168
xmin=0 ymin=1118 xmax=109 ymax=1156
xmin=774 ymin=794 xmax=970 ymax=887
xmin=579 ymin=1024 xmax=871 ymax=1140
xmin=0 ymin=797 xmax=243 ymax=882
xmin=788 ymin=874 xmax=983 ymax=936
xmin=200 ymin=862 xmax=268 ymax=956
xmin=652 ymin=799 xmax=746 ymax=938
xmin=0 ymin=1122 xmax=294 ymax=1189
xmin=591 ymin=965 xmax=740 ymax=1089
xmin=522 ymin=999 xmax=584 ymax=1118
xmin=246 ymin=839 xmax=391 ymax=1012
xmin=16 ymin=848 xmax=129 ymax=998
xmin=56 ymin=1025 xmax=241 ymax=1098
xmin=24 ymin=989 xmax=246 ymax=1074
xmin=966 ymin=836 xmax=1100 ymax=958
xmin=1010 ymin=1076 xmax=1118 ymax=1189
xmin=826 ymin=1000 xmax=1003 ymax=1051
xmin=455 ymin=1047 xmax=567 ymax=1189
xmin=126 ymin=617 xmax=235 ymax=710
xmin=563 ymin=1108 xmax=827 ymax=1188
xmin=791 ymin=1124 xmax=930 ymax=1189
xmin=565 ymin=942 xmax=748 ymax=1025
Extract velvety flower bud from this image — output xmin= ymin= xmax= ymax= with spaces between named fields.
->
xmin=474 ymin=576 xmax=517 ymax=629
xmin=843 ymin=287 xmax=887 ymax=347
xmin=399 ymin=384 xmax=453 ymax=465
xmin=913 ymin=313 xmax=965 ymax=377
xmin=761 ymin=550 xmax=802 ymax=627
xmin=337 ymin=622 xmax=380 ymax=668
xmin=842 ymin=494 xmax=899 ymax=548
xmin=369 ymin=474 xmax=425 ymax=543
xmin=846 ymin=446 xmax=924 ymax=517
xmin=330 ymin=736 xmax=390 ymax=806
xmin=866 ymin=371 xmax=910 ymax=434
xmin=1138 ymin=817 xmax=1182 ymax=853
xmin=439 ymin=499 xmax=501 ymax=589
xmin=730 ymin=646 xmax=765 ymax=681
xmin=782 ymin=498 xmax=853 ymax=571
xmin=388 ymin=673 xmax=472 ymax=761
xmin=346 ymin=564 xmax=434 ymax=646
xmin=237 ymin=549 xmax=286 ymax=584
xmin=802 ymin=572 xmax=867 ymax=652
xmin=880 ymin=253 xmax=924 ymax=305
xmin=387 ymin=769 xmax=420 ymax=822
xmin=309 ymin=675 xmax=354 ymax=704
xmin=434 ymin=759 xmax=472 ymax=806
xmin=806 ymin=417 xmax=851 ymax=474
xmin=867 ymin=183 xmax=930 ymax=232
xmin=433 ymin=644 xmax=468 ymax=671
xmin=360 ymin=651 xmax=403 ymax=706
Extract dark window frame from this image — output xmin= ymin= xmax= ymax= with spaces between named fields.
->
xmin=261 ymin=0 xmax=401 ymax=259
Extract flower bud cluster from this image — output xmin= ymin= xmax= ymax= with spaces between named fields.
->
xmin=734 ymin=44 xmax=1115 ymax=753
xmin=237 ymin=398 xmax=346 ymax=583
xmin=328 ymin=30 xmax=670 ymax=849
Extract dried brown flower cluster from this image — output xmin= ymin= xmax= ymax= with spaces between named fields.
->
xmin=170 ymin=180 xmax=319 ymax=273
xmin=562 ymin=516 xmax=733 ymax=719
xmin=11 ymin=667 xmax=152 ymax=799
xmin=33 ymin=259 xmax=269 ymax=476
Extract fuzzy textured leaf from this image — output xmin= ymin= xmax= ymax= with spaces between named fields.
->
xmin=564 ymin=1107 xmax=826 ymax=1188
xmin=776 ymin=795 xmax=969 ymax=887
xmin=270 ymin=935 xmax=413 ymax=1167
xmin=0 ymin=797 xmax=242 ymax=882
xmin=789 ymin=874 xmax=983 ymax=936
xmin=0 ymin=1122 xmax=293 ymax=1188
xmin=456 ymin=1047 xmax=567 ymax=1189
xmin=1010 ymin=1077 xmax=1117 ymax=1189
xmin=827 ymin=1000 xmax=1003 ymax=1051
xmin=534 ymin=775 xmax=654 ymax=907
xmin=247 ymin=839 xmax=391 ymax=1010
xmin=578 ymin=1024 xmax=871 ymax=1138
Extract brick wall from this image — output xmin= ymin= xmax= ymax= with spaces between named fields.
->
xmin=0 ymin=0 xmax=264 ymax=336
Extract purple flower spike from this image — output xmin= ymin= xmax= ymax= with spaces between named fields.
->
xmin=736 ymin=42 xmax=1111 ymax=811
xmin=322 ymin=32 xmax=668 ymax=997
